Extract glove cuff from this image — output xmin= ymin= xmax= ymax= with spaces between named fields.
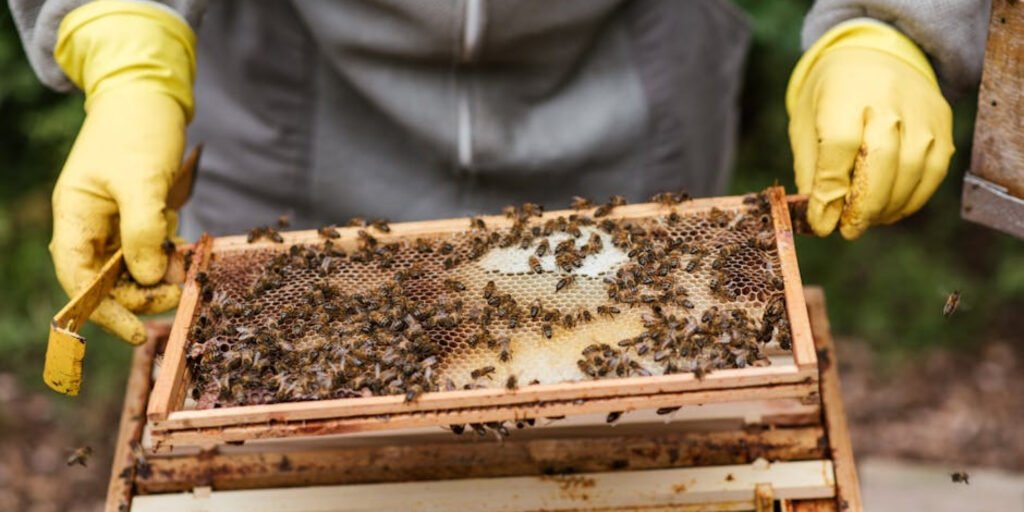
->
xmin=54 ymin=0 xmax=197 ymax=121
xmin=786 ymin=19 xmax=939 ymax=114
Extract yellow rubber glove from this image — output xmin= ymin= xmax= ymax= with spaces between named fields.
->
xmin=787 ymin=20 xmax=955 ymax=239
xmin=51 ymin=1 xmax=196 ymax=344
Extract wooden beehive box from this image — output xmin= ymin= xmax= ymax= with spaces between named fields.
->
xmin=145 ymin=187 xmax=817 ymax=451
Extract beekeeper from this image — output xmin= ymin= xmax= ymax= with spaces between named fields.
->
xmin=10 ymin=0 xmax=986 ymax=343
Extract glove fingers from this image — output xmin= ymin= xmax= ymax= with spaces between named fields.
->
xmin=90 ymin=297 xmax=149 ymax=345
xmin=117 ymin=189 xmax=170 ymax=286
xmin=807 ymin=108 xmax=864 ymax=237
xmin=49 ymin=191 xmax=116 ymax=297
xmin=110 ymin=281 xmax=182 ymax=315
xmin=895 ymin=134 xmax=954 ymax=220
xmin=838 ymin=110 xmax=901 ymax=240
xmin=878 ymin=130 xmax=932 ymax=224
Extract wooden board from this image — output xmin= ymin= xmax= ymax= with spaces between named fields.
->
xmin=806 ymin=287 xmax=863 ymax=511
xmin=137 ymin=426 xmax=827 ymax=494
xmin=971 ymin=0 xmax=1024 ymax=199
xmin=130 ymin=460 xmax=835 ymax=512
xmin=146 ymin=189 xmax=818 ymax=446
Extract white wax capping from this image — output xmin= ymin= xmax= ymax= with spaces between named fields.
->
xmin=477 ymin=227 xmax=628 ymax=277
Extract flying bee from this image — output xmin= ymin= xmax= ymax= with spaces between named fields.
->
xmin=277 ymin=215 xmax=290 ymax=228
xmin=943 ymin=290 xmax=961 ymax=318
xmin=609 ymin=195 xmax=627 ymax=206
xmin=950 ymin=471 xmax=970 ymax=485
xmin=506 ymin=375 xmax=518 ymax=390
xmin=66 ymin=446 xmax=93 ymax=467
xmin=471 ymin=366 xmax=496 ymax=380
xmin=527 ymin=255 xmax=544 ymax=274
xmin=597 ymin=305 xmax=620 ymax=318
xmin=555 ymin=275 xmax=576 ymax=293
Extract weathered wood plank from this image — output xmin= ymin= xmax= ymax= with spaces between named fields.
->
xmin=971 ymin=0 xmax=1024 ymax=198
xmin=138 ymin=426 xmax=827 ymax=494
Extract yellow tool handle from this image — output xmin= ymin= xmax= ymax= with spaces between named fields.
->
xmin=44 ymin=145 xmax=202 ymax=396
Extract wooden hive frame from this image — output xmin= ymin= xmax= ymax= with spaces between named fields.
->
xmin=146 ymin=187 xmax=817 ymax=449
xmin=108 ymin=287 xmax=859 ymax=511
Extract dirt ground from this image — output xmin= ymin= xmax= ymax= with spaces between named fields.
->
xmin=1 ymin=337 xmax=1022 ymax=511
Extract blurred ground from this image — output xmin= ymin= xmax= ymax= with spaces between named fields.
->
xmin=3 ymin=330 xmax=1024 ymax=510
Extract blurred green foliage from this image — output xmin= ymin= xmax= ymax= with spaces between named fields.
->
xmin=0 ymin=0 xmax=1021 ymax=402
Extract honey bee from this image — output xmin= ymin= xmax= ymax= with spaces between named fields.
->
xmin=482 ymin=280 xmax=497 ymax=300
xmin=66 ymin=446 xmax=93 ymax=467
xmin=950 ymin=471 xmax=970 ymax=485
xmin=656 ymin=406 xmax=680 ymax=416
xmin=470 ymin=217 xmax=486 ymax=230
xmin=318 ymin=225 xmax=341 ymax=239
xmin=530 ymin=299 xmax=542 ymax=319
xmin=528 ymin=255 xmax=543 ymax=274
xmin=471 ymin=366 xmax=496 ymax=380
xmin=541 ymin=323 xmax=553 ymax=339
xmin=596 ymin=305 xmax=620 ymax=318
xmin=439 ymin=242 xmax=454 ymax=255
xmin=570 ymin=196 xmax=593 ymax=210
xmin=605 ymin=411 xmax=623 ymax=424
xmin=521 ymin=203 xmax=544 ymax=217
xmin=535 ymin=238 xmax=550 ymax=257
xmin=445 ymin=278 xmax=467 ymax=292
xmin=449 ymin=424 xmax=466 ymax=435
xmin=414 ymin=238 xmax=433 ymax=253
xmin=650 ymin=192 xmax=678 ymax=206
xmin=681 ymin=299 xmax=695 ymax=309
xmin=943 ymin=290 xmax=961 ymax=318
xmin=346 ymin=217 xmax=367 ymax=227
xmin=161 ymin=239 xmax=176 ymax=254
xmin=497 ymin=337 xmax=512 ymax=362
xmin=555 ymin=275 xmax=576 ymax=293
xmin=506 ymin=375 xmax=518 ymax=390
xmin=370 ymin=218 xmax=391 ymax=233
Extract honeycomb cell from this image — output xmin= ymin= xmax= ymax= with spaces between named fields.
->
xmin=184 ymin=197 xmax=790 ymax=409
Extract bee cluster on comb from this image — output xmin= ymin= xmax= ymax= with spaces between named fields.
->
xmin=183 ymin=190 xmax=791 ymax=420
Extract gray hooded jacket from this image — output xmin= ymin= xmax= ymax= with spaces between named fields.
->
xmin=10 ymin=0 xmax=988 ymax=237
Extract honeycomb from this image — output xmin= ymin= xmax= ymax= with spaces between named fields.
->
xmin=183 ymin=193 xmax=791 ymax=410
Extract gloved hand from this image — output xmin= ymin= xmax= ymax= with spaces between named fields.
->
xmin=50 ymin=0 xmax=196 ymax=344
xmin=787 ymin=20 xmax=955 ymax=239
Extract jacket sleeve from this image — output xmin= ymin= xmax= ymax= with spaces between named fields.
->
xmin=7 ymin=0 xmax=207 ymax=92
xmin=802 ymin=0 xmax=990 ymax=99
